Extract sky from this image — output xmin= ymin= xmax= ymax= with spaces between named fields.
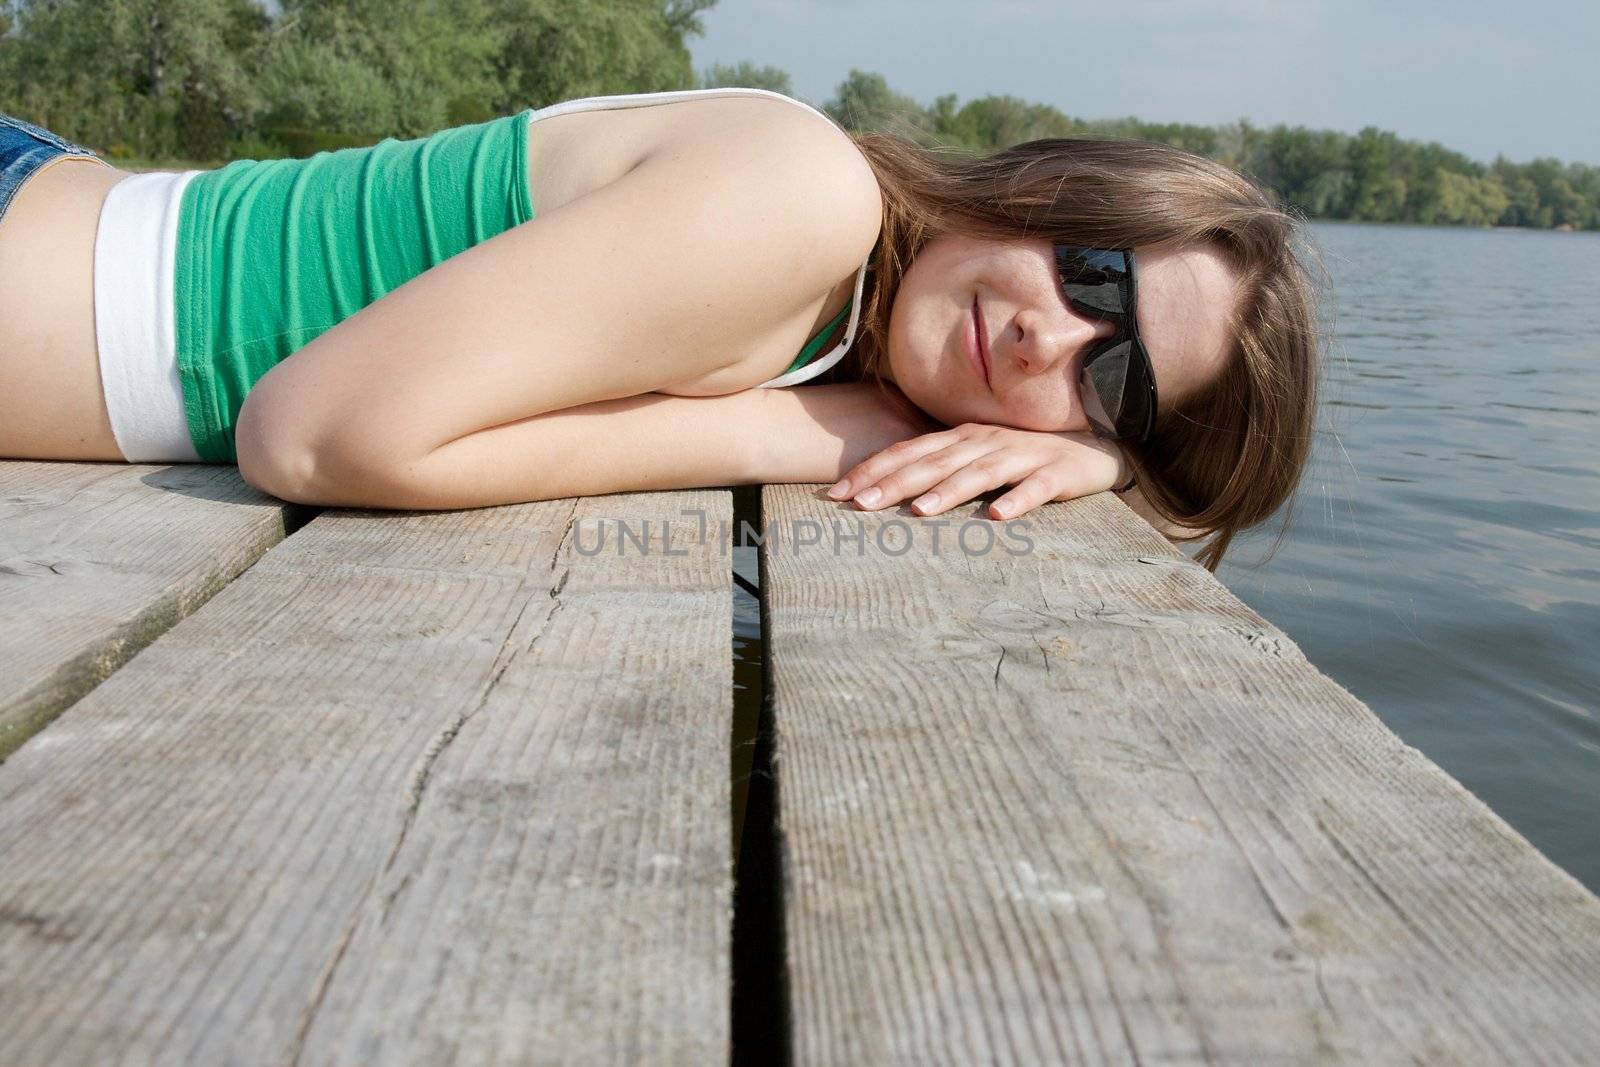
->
xmin=688 ymin=0 xmax=1600 ymax=166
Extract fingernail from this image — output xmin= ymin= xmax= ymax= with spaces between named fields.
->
xmin=855 ymin=487 xmax=881 ymax=507
xmin=992 ymin=501 xmax=1011 ymax=518
xmin=912 ymin=493 xmax=939 ymax=512
xmin=826 ymin=481 xmax=849 ymax=499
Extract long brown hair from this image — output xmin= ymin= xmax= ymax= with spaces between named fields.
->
xmin=820 ymin=132 xmax=1325 ymax=572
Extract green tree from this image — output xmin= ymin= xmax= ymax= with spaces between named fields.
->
xmin=824 ymin=69 xmax=934 ymax=141
xmin=0 ymin=0 xmax=268 ymax=158
xmin=1469 ymin=173 xmax=1512 ymax=226
xmin=1130 ymin=120 xmax=1220 ymax=156
xmin=5 ymin=0 xmax=1597 ymax=228
xmin=1211 ymin=117 xmax=1264 ymax=175
xmin=936 ymin=94 xmax=1075 ymax=150
xmin=258 ymin=0 xmax=716 ymax=143
xmin=260 ymin=0 xmax=501 ymax=138
xmin=1259 ymin=126 xmax=1348 ymax=214
xmin=0 ymin=8 xmax=16 ymax=87
xmin=1522 ymin=157 xmax=1593 ymax=228
xmin=1347 ymin=126 xmax=1408 ymax=221
xmin=1078 ymin=114 xmax=1148 ymax=141
xmin=699 ymin=60 xmax=792 ymax=95
xmin=1302 ymin=169 xmax=1354 ymax=217
xmin=1492 ymin=159 xmax=1543 ymax=226
xmin=1431 ymin=171 xmax=1509 ymax=227
xmin=489 ymin=0 xmax=716 ymax=112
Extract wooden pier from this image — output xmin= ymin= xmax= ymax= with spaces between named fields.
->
xmin=3 ymin=460 xmax=1598 ymax=1064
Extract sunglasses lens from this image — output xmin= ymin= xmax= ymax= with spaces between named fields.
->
xmin=1054 ymin=246 xmax=1130 ymax=319
xmin=1080 ymin=340 xmax=1154 ymax=440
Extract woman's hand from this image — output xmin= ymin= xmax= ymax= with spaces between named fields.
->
xmin=765 ymin=379 xmax=947 ymax=483
xmin=862 ymin=379 xmax=949 ymax=454
xmin=825 ymin=422 xmax=1130 ymax=521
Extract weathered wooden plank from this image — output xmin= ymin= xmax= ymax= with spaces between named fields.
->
xmin=0 ymin=493 xmax=732 ymax=1065
xmin=0 ymin=461 xmax=302 ymax=759
xmin=761 ymin=485 xmax=1600 ymax=1064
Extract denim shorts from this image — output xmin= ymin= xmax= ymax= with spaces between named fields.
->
xmin=0 ymin=111 xmax=106 ymax=224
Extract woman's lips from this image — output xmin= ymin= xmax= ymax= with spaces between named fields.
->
xmin=966 ymin=298 xmax=991 ymax=388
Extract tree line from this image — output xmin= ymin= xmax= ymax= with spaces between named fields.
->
xmin=821 ymin=71 xmax=1598 ymax=231
xmin=0 ymin=0 xmax=719 ymax=158
xmin=3 ymin=1 xmax=1593 ymax=231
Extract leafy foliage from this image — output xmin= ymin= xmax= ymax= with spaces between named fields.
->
xmin=1 ymin=8 xmax=1593 ymax=231
xmin=488 ymin=0 xmax=711 ymax=112
xmin=823 ymin=69 xmax=937 ymax=143
xmin=823 ymin=71 xmax=1600 ymax=232
xmin=0 ymin=0 xmax=715 ymax=154
xmin=0 ymin=0 xmax=268 ymax=158
xmin=700 ymin=60 xmax=791 ymax=95
xmin=257 ymin=0 xmax=501 ymax=138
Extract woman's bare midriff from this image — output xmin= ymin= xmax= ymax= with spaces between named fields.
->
xmin=0 ymin=156 xmax=129 ymax=461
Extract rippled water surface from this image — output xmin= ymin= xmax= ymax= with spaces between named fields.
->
xmin=735 ymin=222 xmax=1600 ymax=892
xmin=1221 ymin=222 xmax=1600 ymax=890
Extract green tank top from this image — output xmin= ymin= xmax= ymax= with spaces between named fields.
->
xmin=173 ymin=110 xmax=851 ymax=463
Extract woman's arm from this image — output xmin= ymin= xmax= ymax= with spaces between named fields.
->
xmin=248 ymin=381 xmax=937 ymax=510
xmin=236 ymin=100 xmax=881 ymax=504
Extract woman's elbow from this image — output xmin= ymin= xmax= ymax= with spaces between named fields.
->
xmin=236 ymin=393 xmax=412 ymax=507
xmin=236 ymin=395 xmax=317 ymax=503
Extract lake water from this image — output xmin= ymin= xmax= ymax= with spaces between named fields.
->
xmin=733 ymin=221 xmax=1600 ymax=893
xmin=1221 ymin=222 xmax=1600 ymax=891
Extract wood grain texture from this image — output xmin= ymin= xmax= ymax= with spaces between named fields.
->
xmin=0 ymin=462 xmax=302 ymax=760
xmin=761 ymin=485 xmax=1600 ymax=1065
xmin=0 ymin=493 xmax=732 ymax=1065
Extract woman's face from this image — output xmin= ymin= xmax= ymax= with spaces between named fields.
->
xmin=883 ymin=236 xmax=1241 ymax=433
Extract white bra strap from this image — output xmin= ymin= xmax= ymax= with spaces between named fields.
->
xmin=755 ymin=255 xmax=870 ymax=389
xmin=524 ymin=86 xmax=845 ymax=133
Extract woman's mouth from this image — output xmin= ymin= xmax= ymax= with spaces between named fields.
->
xmin=967 ymin=297 xmax=991 ymax=388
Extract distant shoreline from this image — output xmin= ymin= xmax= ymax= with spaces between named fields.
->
xmin=1309 ymin=218 xmax=1591 ymax=234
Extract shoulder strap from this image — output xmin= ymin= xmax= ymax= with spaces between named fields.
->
xmin=525 ymin=87 xmax=844 ymax=133
xmin=755 ymin=255 xmax=871 ymax=389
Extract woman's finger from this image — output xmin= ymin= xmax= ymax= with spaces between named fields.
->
xmin=989 ymin=459 xmax=1109 ymax=518
xmin=847 ymin=438 xmax=1012 ymax=509
xmin=826 ymin=428 xmax=963 ymax=500
xmin=904 ymin=450 xmax=1048 ymax=515
xmin=986 ymin=467 xmax=1069 ymax=519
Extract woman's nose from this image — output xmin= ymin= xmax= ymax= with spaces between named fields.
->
xmin=1013 ymin=306 xmax=1118 ymax=375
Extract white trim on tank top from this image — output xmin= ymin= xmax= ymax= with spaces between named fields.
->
xmin=94 ymin=169 xmax=204 ymax=463
xmin=525 ymin=87 xmax=871 ymax=389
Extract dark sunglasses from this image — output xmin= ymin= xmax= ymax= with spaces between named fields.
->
xmin=1051 ymin=245 xmax=1158 ymax=444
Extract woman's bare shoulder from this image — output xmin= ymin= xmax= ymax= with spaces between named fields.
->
xmin=529 ymin=93 xmax=883 ymax=396
xmin=528 ymin=91 xmax=881 ymax=243
xmin=657 ymin=105 xmax=883 ymax=393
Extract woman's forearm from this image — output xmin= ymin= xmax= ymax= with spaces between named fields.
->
xmin=286 ymin=382 xmax=918 ymax=510
xmin=748 ymin=381 xmax=939 ymax=484
xmin=298 ymin=389 xmax=770 ymax=509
